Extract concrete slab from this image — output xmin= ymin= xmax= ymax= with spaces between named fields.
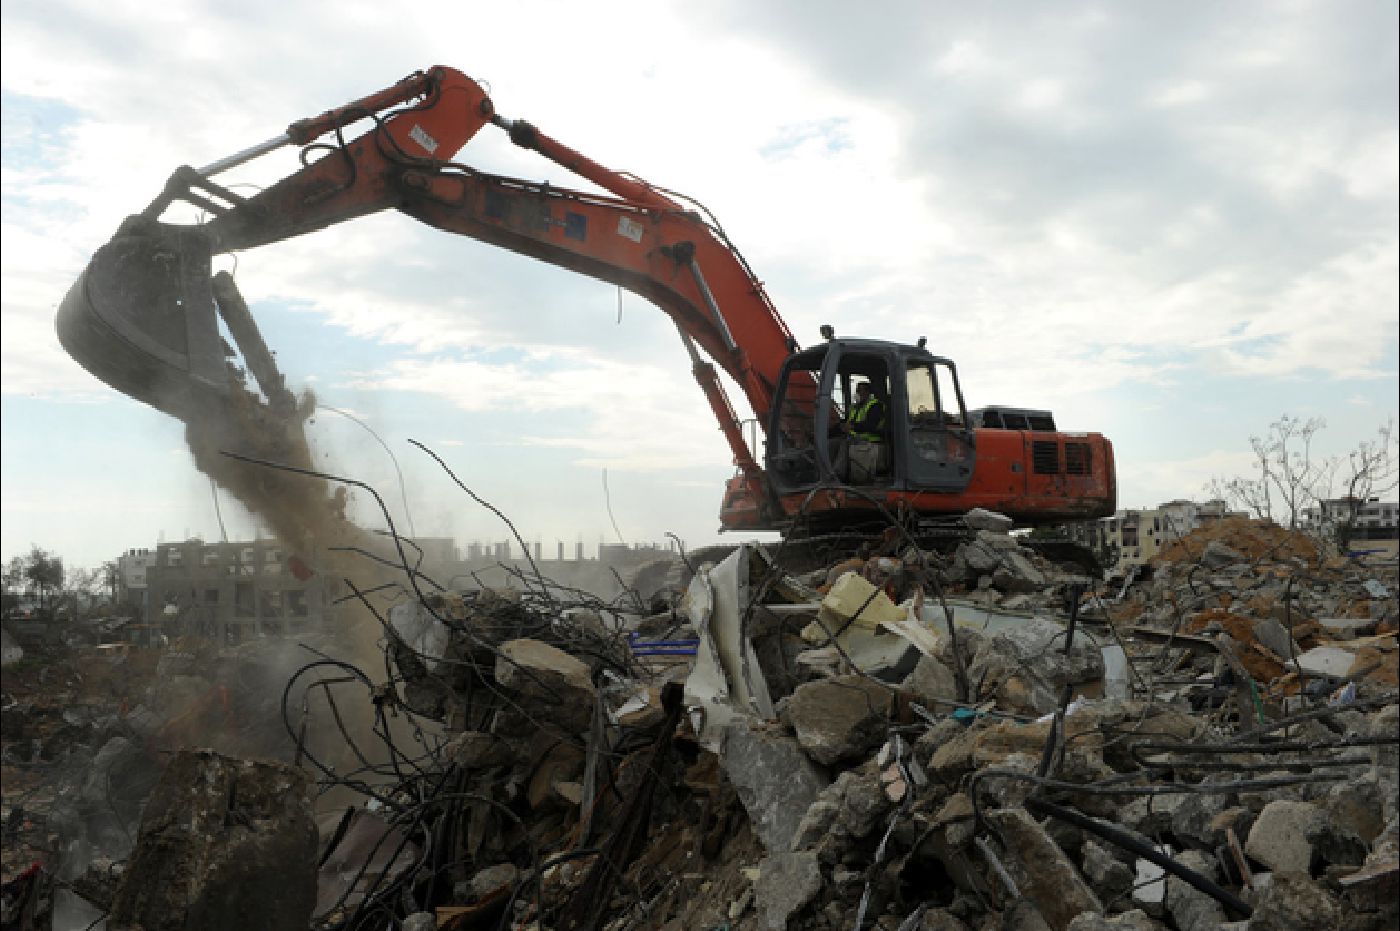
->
xmin=1288 ymin=646 xmax=1358 ymax=678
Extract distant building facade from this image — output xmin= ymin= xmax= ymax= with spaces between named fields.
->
xmin=134 ymin=533 xmax=685 ymax=643
xmin=116 ymin=547 xmax=157 ymax=614
xmin=1300 ymin=497 xmax=1399 ymax=555
xmin=144 ymin=539 xmax=326 ymax=643
xmin=141 ymin=536 xmax=463 ymax=643
xmin=1070 ymin=498 xmax=1245 ymax=572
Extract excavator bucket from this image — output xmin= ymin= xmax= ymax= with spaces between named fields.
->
xmin=55 ymin=219 xmax=230 ymax=422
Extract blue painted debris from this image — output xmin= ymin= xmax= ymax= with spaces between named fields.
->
xmin=627 ymin=632 xmax=699 ymax=656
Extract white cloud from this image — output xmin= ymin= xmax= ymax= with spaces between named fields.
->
xmin=344 ymin=351 xmax=735 ymax=473
xmin=1017 ymin=78 xmax=1067 ymax=111
xmin=1121 ymin=449 xmax=1261 ymax=511
xmin=1151 ymin=81 xmax=1211 ymax=108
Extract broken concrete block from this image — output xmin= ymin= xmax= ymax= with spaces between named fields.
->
xmin=1245 ymin=870 xmax=1342 ymax=930
xmin=834 ymin=768 xmax=891 ymax=838
xmin=817 ymin=572 xmax=906 ymax=633
xmin=902 ymin=654 xmax=959 ymax=708
xmin=495 ymin=638 xmax=596 ymax=733
xmin=971 ymin=718 xmax=1110 ymax=783
xmin=963 ymin=507 xmax=1015 ymax=533
xmin=1081 ymin=838 xmax=1134 ymax=902
xmin=1001 ymin=900 xmax=1054 ymax=930
xmin=966 ymin=617 xmax=1105 ymax=715
xmin=1165 ymin=849 xmax=1227 ymax=931
xmin=754 ymin=850 xmax=822 ymax=931
xmin=1170 ymin=780 xmax=1234 ymax=851
xmin=467 ymin=862 xmax=519 ymax=898
xmin=1065 ymin=911 xmax=1163 ymax=930
xmin=1115 ymin=796 xmax=1185 ymax=842
xmin=991 ymin=551 xmax=1048 ymax=593
xmin=954 ymin=530 xmax=1026 ymax=579
xmin=927 ymin=724 xmax=982 ymax=783
xmin=1315 ymin=616 xmax=1377 ymax=639
xmin=108 ymin=750 xmax=317 ymax=931
xmin=1287 ymin=645 xmax=1357 ymax=678
xmin=958 ymin=539 xmax=1002 ymax=574
xmin=401 ymin=912 xmax=435 ymax=931
xmin=1245 ymin=800 xmax=1322 ymax=874
xmin=985 ymin=808 xmax=1102 ymax=931
xmin=919 ymin=908 xmax=974 ymax=931
xmin=781 ymin=675 xmax=892 ymax=766
xmin=1370 ymin=703 xmax=1399 ymax=771
xmin=842 ymin=629 xmax=923 ymax=682
xmin=1200 ymin=540 xmax=1245 ymax=568
xmin=789 ymin=784 xmax=843 ymax=853
xmin=721 ymin=719 xmax=829 ymax=855
xmin=1322 ymin=775 xmax=1388 ymax=845
xmin=1250 ymin=618 xmax=1299 ymax=660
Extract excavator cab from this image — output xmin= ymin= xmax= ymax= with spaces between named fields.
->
xmin=765 ymin=338 xmax=977 ymax=496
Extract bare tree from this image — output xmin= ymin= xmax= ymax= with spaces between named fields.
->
xmin=2 ymin=556 xmax=24 ymax=616
xmin=1208 ymin=415 xmax=1334 ymax=528
xmin=1205 ymin=473 xmax=1273 ymax=523
xmin=65 ymin=566 xmax=112 ymax=618
xmin=1325 ymin=420 xmax=1399 ymax=549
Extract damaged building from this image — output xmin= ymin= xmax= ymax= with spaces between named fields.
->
xmin=141 ymin=539 xmax=330 ymax=643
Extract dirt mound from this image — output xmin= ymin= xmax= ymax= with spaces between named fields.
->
xmin=1155 ymin=514 xmax=1323 ymax=566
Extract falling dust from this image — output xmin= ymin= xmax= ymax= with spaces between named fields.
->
xmin=150 ymin=274 xmax=441 ymax=814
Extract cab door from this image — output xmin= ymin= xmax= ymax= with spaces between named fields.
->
xmin=899 ymin=356 xmax=976 ymax=492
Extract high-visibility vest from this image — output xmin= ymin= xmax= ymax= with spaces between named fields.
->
xmin=848 ymin=395 xmax=883 ymax=442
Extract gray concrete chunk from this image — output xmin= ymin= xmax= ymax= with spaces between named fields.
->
xmin=108 ymin=750 xmax=317 ymax=931
xmin=755 ymin=850 xmax=822 ymax=930
xmin=781 ymin=675 xmax=892 ymax=766
xmin=1245 ymin=800 xmax=1322 ymax=875
xmin=985 ymin=808 xmax=1102 ymax=931
xmin=721 ymin=719 xmax=829 ymax=855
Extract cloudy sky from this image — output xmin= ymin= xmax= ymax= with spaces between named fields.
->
xmin=2 ymin=0 xmax=1396 ymax=568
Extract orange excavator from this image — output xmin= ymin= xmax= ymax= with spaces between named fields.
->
xmin=56 ymin=66 xmax=1115 ymax=536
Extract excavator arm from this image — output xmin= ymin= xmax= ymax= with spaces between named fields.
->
xmin=57 ymin=66 xmax=810 ymax=520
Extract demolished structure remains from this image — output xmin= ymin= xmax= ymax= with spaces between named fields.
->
xmin=3 ymin=509 xmax=1398 ymax=930
xmin=4 ymin=65 xmax=1397 ymax=931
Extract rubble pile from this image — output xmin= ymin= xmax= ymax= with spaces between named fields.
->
xmin=1 ymin=635 xmax=346 ymax=927
xmin=3 ymin=511 xmax=1396 ymax=930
